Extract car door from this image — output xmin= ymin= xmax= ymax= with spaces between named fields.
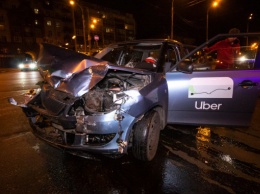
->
xmin=166 ymin=33 xmax=260 ymax=127
xmin=166 ymin=70 xmax=260 ymax=126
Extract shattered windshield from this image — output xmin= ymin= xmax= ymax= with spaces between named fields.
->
xmin=95 ymin=42 xmax=162 ymax=71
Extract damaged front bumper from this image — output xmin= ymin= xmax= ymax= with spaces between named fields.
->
xmin=8 ymin=87 xmax=141 ymax=157
xmin=8 ymin=43 xmax=159 ymax=158
xmin=27 ymin=109 xmax=136 ymax=155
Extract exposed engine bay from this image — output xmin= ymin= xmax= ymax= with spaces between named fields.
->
xmin=81 ymin=72 xmax=151 ymax=114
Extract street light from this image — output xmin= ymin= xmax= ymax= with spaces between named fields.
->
xmin=171 ymin=0 xmax=174 ymax=39
xmin=246 ymin=13 xmax=253 ymax=46
xmin=70 ymin=3 xmax=77 ymax=51
xmin=70 ymin=0 xmax=87 ymax=53
xmin=247 ymin=13 xmax=253 ymax=33
xmin=206 ymin=1 xmax=219 ymax=41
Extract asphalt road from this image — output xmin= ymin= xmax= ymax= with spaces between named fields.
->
xmin=0 ymin=69 xmax=259 ymax=194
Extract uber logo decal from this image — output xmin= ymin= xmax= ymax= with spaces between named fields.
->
xmin=195 ymin=101 xmax=222 ymax=110
xmin=188 ymin=77 xmax=234 ymax=98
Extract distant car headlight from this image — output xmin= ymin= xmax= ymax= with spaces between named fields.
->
xmin=238 ymin=56 xmax=247 ymax=62
xmin=237 ymin=55 xmax=255 ymax=64
xmin=29 ymin=63 xmax=37 ymax=69
xmin=18 ymin=63 xmax=24 ymax=69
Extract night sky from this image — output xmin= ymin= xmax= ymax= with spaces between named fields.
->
xmin=84 ymin=0 xmax=260 ymax=44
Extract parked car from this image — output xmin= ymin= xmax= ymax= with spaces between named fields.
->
xmin=18 ymin=59 xmax=38 ymax=71
xmin=9 ymin=33 xmax=260 ymax=161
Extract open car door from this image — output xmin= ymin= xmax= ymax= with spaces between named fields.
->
xmin=166 ymin=33 xmax=260 ymax=126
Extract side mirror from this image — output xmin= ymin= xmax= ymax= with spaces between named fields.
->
xmin=176 ymin=61 xmax=193 ymax=73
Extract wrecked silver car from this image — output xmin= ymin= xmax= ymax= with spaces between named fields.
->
xmin=9 ymin=35 xmax=260 ymax=161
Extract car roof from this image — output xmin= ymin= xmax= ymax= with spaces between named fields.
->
xmin=106 ymin=39 xmax=184 ymax=47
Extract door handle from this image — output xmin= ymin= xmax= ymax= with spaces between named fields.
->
xmin=239 ymin=80 xmax=258 ymax=88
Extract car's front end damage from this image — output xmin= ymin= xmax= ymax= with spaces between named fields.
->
xmin=9 ymin=43 xmax=167 ymax=159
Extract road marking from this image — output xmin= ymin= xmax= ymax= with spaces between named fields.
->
xmin=0 ymin=131 xmax=31 ymax=142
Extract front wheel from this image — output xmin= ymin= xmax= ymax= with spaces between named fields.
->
xmin=132 ymin=110 xmax=161 ymax=161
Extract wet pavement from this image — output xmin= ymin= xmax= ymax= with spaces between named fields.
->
xmin=0 ymin=69 xmax=259 ymax=193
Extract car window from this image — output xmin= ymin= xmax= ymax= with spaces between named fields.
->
xmin=95 ymin=43 xmax=163 ymax=71
xmin=165 ymin=48 xmax=177 ymax=64
xmin=163 ymin=44 xmax=189 ymax=72
xmin=176 ymin=33 xmax=260 ymax=71
xmin=164 ymin=45 xmax=179 ymax=70
xmin=235 ymin=46 xmax=258 ymax=69
xmin=191 ymin=45 xmax=258 ymax=71
xmin=98 ymin=47 xmax=122 ymax=65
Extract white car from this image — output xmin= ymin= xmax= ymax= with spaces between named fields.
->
xmin=18 ymin=60 xmax=38 ymax=71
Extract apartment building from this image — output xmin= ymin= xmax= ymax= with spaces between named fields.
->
xmin=0 ymin=0 xmax=135 ymax=59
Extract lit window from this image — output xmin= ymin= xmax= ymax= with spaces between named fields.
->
xmin=35 ymin=20 xmax=38 ymax=25
xmin=34 ymin=8 xmax=39 ymax=14
xmin=47 ymin=21 xmax=51 ymax=26
xmin=105 ymin=28 xmax=113 ymax=33
xmin=125 ymin=24 xmax=134 ymax=30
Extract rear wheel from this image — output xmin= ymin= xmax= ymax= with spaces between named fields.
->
xmin=132 ymin=110 xmax=161 ymax=161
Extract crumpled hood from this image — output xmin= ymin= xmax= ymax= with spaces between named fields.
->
xmin=37 ymin=43 xmax=151 ymax=97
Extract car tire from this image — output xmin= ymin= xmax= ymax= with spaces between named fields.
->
xmin=132 ymin=110 xmax=161 ymax=161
